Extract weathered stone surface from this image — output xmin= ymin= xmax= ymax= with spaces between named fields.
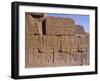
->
xmin=25 ymin=14 xmax=37 ymax=34
xmin=54 ymin=52 xmax=70 ymax=66
xmin=25 ymin=14 xmax=43 ymax=35
xmin=70 ymin=36 xmax=79 ymax=52
xmin=25 ymin=48 xmax=38 ymax=55
xmin=25 ymin=13 xmax=89 ymax=68
xmin=46 ymin=52 xmax=54 ymax=65
xmin=46 ymin=16 xmax=75 ymax=27
xmin=25 ymin=35 xmax=89 ymax=67
xmin=25 ymin=35 xmax=40 ymax=49
xmin=61 ymin=36 xmax=79 ymax=52
xmin=70 ymin=51 xmax=82 ymax=66
xmin=61 ymin=36 xmax=70 ymax=52
xmin=25 ymin=52 xmax=54 ymax=67
xmin=78 ymin=35 xmax=89 ymax=51
xmin=44 ymin=35 xmax=60 ymax=52
xmin=25 ymin=54 xmax=34 ymax=67
xmin=74 ymin=25 xmax=85 ymax=34
xmin=81 ymin=51 xmax=89 ymax=65
xmin=38 ymin=35 xmax=47 ymax=53
xmin=39 ymin=35 xmax=61 ymax=53
xmin=25 ymin=35 xmax=61 ymax=53
xmin=46 ymin=26 xmax=64 ymax=35
xmin=70 ymin=51 xmax=89 ymax=66
xmin=32 ymin=53 xmax=43 ymax=65
xmin=46 ymin=25 xmax=85 ymax=36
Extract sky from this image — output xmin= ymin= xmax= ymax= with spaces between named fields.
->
xmin=48 ymin=13 xmax=89 ymax=32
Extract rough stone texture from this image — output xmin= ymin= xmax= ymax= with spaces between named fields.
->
xmin=45 ymin=16 xmax=75 ymax=27
xmin=25 ymin=35 xmax=89 ymax=68
xmin=43 ymin=35 xmax=60 ymax=52
xmin=25 ymin=14 xmax=43 ymax=35
xmin=78 ymin=35 xmax=89 ymax=51
xmin=25 ymin=35 xmax=40 ymax=49
xmin=54 ymin=52 xmax=70 ymax=66
xmin=46 ymin=25 xmax=85 ymax=36
xmin=61 ymin=36 xmax=71 ymax=52
xmin=25 ymin=13 xmax=89 ymax=68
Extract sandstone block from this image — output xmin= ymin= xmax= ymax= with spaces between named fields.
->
xmin=74 ymin=59 xmax=82 ymax=66
xmin=25 ymin=15 xmax=34 ymax=35
xmin=25 ymin=48 xmax=38 ymax=55
xmin=25 ymin=48 xmax=33 ymax=55
xmin=70 ymin=36 xmax=79 ymax=52
xmin=54 ymin=52 xmax=70 ymax=66
xmin=25 ymin=53 xmax=29 ymax=67
xmin=26 ymin=52 xmax=54 ymax=67
xmin=25 ymin=14 xmax=43 ymax=35
xmin=78 ymin=35 xmax=89 ymax=51
xmin=45 ymin=26 xmax=67 ymax=35
xmin=33 ymin=53 xmax=43 ymax=65
xmin=65 ymin=27 xmax=74 ymax=36
xmin=26 ymin=54 xmax=34 ymax=67
xmin=69 ymin=54 xmax=79 ymax=66
xmin=40 ymin=53 xmax=47 ymax=65
xmin=61 ymin=36 xmax=71 ymax=52
xmin=74 ymin=25 xmax=85 ymax=34
xmin=81 ymin=50 xmax=89 ymax=65
xmin=45 ymin=16 xmax=75 ymax=27
xmin=46 ymin=52 xmax=53 ymax=65
xmin=25 ymin=35 xmax=40 ymax=49
xmin=26 ymin=53 xmax=46 ymax=67
xmin=70 ymin=51 xmax=82 ymax=66
xmin=25 ymin=35 xmax=61 ymax=53
xmin=38 ymin=35 xmax=47 ymax=53
xmin=70 ymin=51 xmax=89 ymax=66
xmin=43 ymin=35 xmax=60 ymax=52
xmin=46 ymin=25 xmax=85 ymax=36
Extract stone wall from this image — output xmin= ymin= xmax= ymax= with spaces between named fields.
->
xmin=46 ymin=25 xmax=85 ymax=36
xmin=25 ymin=13 xmax=89 ymax=68
xmin=25 ymin=35 xmax=89 ymax=67
xmin=45 ymin=16 xmax=75 ymax=27
xmin=25 ymin=14 xmax=43 ymax=35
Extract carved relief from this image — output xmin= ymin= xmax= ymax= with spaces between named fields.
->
xmin=25 ymin=12 xmax=89 ymax=68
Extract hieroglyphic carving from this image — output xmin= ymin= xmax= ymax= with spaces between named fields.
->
xmin=25 ymin=13 xmax=89 ymax=68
